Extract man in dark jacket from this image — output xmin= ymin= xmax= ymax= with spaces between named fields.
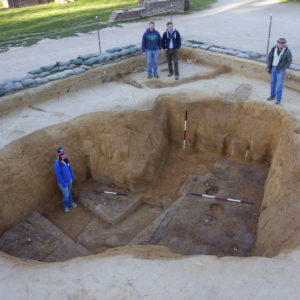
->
xmin=161 ymin=22 xmax=181 ymax=80
xmin=142 ymin=21 xmax=161 ymax=79
xmin=267 ymin=37 xmax=292 ymax=104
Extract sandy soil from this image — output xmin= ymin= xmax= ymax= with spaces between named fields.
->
xmin=0 ymin=0 xmax=300 ymax=81
xmin=0 ymin=1 xmax=300 ymax=299
xmin=0 ymin=54 xmax=299 ymax=299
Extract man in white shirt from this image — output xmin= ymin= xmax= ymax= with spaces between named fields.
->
xmin=161 ymin=22 xmax=182 ymax=80
xmin=266 ymin=38 xmax=292 ymax=104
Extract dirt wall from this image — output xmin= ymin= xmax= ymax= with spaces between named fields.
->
xmin=178 ymin=48 xmax=300 ymax=93
xmin=0 ymin=56 xmax=145 ymax=117
xmin=0 ymin=109 xmax=168 ymax=233
xmin=156 ymin=93 xmax=293 ymax=162
xmin=1 ymin=95 xmax=300 ymax=257
xmin=255 ymin=128 xmax=300 ymax=256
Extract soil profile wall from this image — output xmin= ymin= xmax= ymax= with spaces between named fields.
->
xmin=0 ymin=95 xmax=300 ymax=257
xmin=255 ymin=130 xmax=300 ymax=256
xmin=0 ymin=56 xmax=145 ymax=117
xmin=0 ymin=108 xmax=168 ymax=233
xmin=179 ymin=48 xmax=300 ymax=93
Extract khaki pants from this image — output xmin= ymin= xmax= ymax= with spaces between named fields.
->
xmin=166 ymin=49 xmax=179 ymax=75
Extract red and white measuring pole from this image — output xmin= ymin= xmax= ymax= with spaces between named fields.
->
xmin=190 ymin=193 xmax=254 ymax=205
xmin=183 ymin=111 xmax=188 ymax=150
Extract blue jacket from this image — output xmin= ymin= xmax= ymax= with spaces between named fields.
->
xmin=142 ymin=28 xmax=161 ymax=52
xmin=161 ymin=29 xmax=181 ymax=50
xmin=54 ymin=158 xmax=74 ymax=187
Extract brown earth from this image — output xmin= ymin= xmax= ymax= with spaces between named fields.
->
xmin=1 ymin=92 xmax=300 ymax=258
xmin=1 ymin=1 xmax=300 ymax=296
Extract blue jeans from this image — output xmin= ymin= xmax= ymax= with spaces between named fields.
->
xmin=270 ymin=67 xmax=285 ymax=102
xmin=58 ymin=181 xmax=74 ymax=209
xmin=146 ymin=49 xmax=158 ymax=76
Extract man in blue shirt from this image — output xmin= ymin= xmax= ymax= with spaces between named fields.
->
xmin=162 ymin=21 xmax=182 ymax=80
xmin=142 ymin=21 xmax=162 ymax=79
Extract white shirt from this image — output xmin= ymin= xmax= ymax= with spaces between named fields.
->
xmin=168 ymin=30 xmax=174 ymax=49
xmin=272 ymin=46 xmax=285 ymax=67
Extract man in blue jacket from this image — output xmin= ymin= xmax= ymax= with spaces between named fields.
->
xmin=142 ymin=21 xmax=161 ymax=79
xmin=162 ymin=21 xmax=181 ymax=80
xmin=54 ymin=147 xmax=77 ymax=212
xmin=267 ymin=37 xmax=292 ymax=104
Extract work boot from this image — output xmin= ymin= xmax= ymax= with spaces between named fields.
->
xmin=168 ymin=72 xmax=173 ymax=77
xmin=71 ymin=203 xmax=77 ymax=208
xmin=267 ymin=96 xmax=275 ymax=101
xmin=64 ymin=207 xmax=70 ymax=213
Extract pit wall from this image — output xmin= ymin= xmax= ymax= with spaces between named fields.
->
xmin=0 ymin=55 xmax=145 ymax=117
xmin=255 ymin=129 xmax=300 ymax=257
xmin=158 ymin=94 xmax=292 ymax=162
xmin=1 ymin=95 xmax=300 ymax=257
xmin=0 ymin=108 xmax=168 ymax=234
xmin=178 ymin=47 xmax=300 ymax=93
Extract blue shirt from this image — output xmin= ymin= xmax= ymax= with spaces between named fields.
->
xmin=142 ymin=28 xmax=162 ymax=52
xmin=54 ymin=158 xmax=74 ymax=187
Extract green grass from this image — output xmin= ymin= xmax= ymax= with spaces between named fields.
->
xmin=0 ymin=0 xmax=138 ymax=48
xmin=0 ymin=0 xmax=216 ymax=50
xmin=189 ymin=0 xmax=216 ymax=10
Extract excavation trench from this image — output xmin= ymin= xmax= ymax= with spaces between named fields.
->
xmin=1 ymin=95 xmax=300 ymax=261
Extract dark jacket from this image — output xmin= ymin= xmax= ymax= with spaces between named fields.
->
xmin=142 ymin=28 xmax=161 ymax=52
xmin=267 ymin=45 xmax=292 ymax=72
xmin=161 ymin=29 xmax=181 ymax=50
xmin=54 ymin=158 xmax=74 ymax=187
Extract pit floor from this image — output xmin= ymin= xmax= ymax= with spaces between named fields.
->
xmin=0 ymin=147 xmax=268 ymax=261
xmin=146 ymin=149 xmax=267 ymax=257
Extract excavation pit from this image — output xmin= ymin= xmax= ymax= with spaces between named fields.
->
xmin=1 ymin=47 xmax=300 ymax=264
xmin=1 ymin=90 xmax=300 ymax=262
